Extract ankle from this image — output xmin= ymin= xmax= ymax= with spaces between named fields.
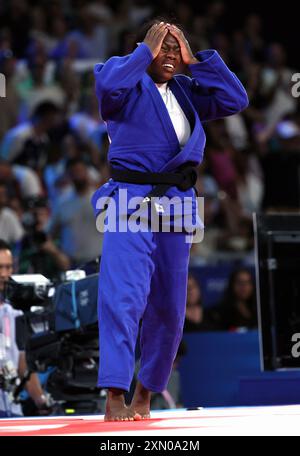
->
xmin=133 ymin=383 xmax=152 ymax=403
xmin=109 ymin=387 xmax=125 ymax=395
xmin=107 ymin=388 xmax=126 ymax=402
xmin=138 ymin=382 xmax=151 ymax=394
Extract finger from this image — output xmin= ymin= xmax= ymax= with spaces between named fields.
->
xmin=171 ymin=24 xmax=183 ymax=33
xmin=170 ymin=29 xmax=182 ymax=41
xmin=153 ymin=25 xmax=168 ymax=43
xmin=153 ymin=22 xmax=168 ymax=33
xmin=152 ymin=22 xmax=160 ymax=29
xmin=147 ymin=25 xmax=157 ymax=36
xmin=168 ymin=26 xmax=181 ymax=41
xmin=156 ymin=27 xmax=168 ymax=45
xmin=147 ymin=23 xmax=160 ymax=37
xmin=168 ymin=30 xmax=183 ymax=50
xmin=156 ymin=25 xmax=168 ymax=37
xmin=152 ymin=21 xmax=164 ymax=30
xmin=170 ymin=26 xmax=189 ymax=49
xmin=169 ymin=25 xmax=184 ymax=39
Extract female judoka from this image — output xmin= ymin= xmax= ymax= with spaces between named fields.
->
xmin=92 ymin=21 xmax=249 ymax=421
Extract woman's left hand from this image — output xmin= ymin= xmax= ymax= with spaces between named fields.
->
xmin=168 ymin=25 xmax=199 ymax=65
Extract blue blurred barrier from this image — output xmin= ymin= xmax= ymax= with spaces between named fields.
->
xmin=179 ymin=331 xmax=300 ymax=407
xmin=239 ymin=373 xmax=300 ymax=406
xmin=179 ymin=331 xmax=261 ymax=408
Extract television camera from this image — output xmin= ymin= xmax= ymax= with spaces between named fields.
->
xmin=3 ymin=272 xmax=104 ymax=415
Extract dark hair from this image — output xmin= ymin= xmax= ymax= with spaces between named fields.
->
xmin=223 ymin=268 xmax=255 ymax=305
xmin=0 ymin=239 xmax=11 ymax=252
xmin=0 ymin=49 xmax=14 ymax=73
xmin=187 ymin=272 xmax=203 ymax=307
xmin=218 ymin=268 xmax=257 ymax=329
xmin=65 ymin=157 xmax=88 ymax=171
xmin=31 ymin=101 xmax=60 ymax=122
xmin=133 ymin=16 xmax=189 ymax=52
xmin=24 ymin=196 xmax=49 ymax=210
xmin=188 ymin=272 xmax=201 ymax=285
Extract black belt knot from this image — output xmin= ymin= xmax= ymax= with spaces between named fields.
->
xmin=177 ymin=166 xmax=198 ymax=191
xmin=110 ymin=164 xmax=197 ymax=198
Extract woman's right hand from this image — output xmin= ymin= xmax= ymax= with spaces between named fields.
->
xmin=143 ymin=22 xmax=169 ymax=59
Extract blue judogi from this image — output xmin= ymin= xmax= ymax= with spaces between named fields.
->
xmin=92 ymin=43 xmax=248 ymax=393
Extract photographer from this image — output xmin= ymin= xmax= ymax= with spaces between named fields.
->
xmin=19 ymin=197 xmax=70 ymax=281
xmin=0 ymin=239 xmax=49 ymax=417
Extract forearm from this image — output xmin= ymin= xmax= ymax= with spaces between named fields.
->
xmin=94 ymin=43 xmax=153 ymax=119
xmin=94 ymin=43 xmax=153 ymax=94
xmin=189 ymin=50 xmax=247 ymax=100
xmin=18 ymin=353 xmax=45 ymax=407
xmin=25 ymin=373 xmax=45 ymax=406
xmin=186 ymin=56 xmax=199 ymax=65
xmin=188 ymin=50 xmax=249 ymax=120
xmin=46 ymin=243 xmax=71 ymax=271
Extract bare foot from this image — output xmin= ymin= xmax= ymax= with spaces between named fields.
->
xmin=104 ymin=388 xmax=141 ymax=422
xmin=129 ymin=381 xmax=152 ymax=420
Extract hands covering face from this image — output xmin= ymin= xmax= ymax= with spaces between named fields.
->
xmin=143 ymin=22 xmax=169 ymax=59
xmin=143 ymin=22 xmax=198 ymax=65
xmin=168 ymin=24 xmax=198 ymax=65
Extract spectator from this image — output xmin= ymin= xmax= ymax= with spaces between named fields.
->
xmin=17 ymin=41 xmax=65 ymax=119
xmin=234 ymin=149 xmax=264 ymax=217
xmin=51 ymin=5 xmax=110 ymax=60
xmin=184 ymin=274 xmax=220 ymax=332
xmin=190 ymin=174 xmax=223 ymax=261
xmin=0 ymin=159 xmax=43 ymax=199
xmin=19 ymin=197 xmax=70 ymax=281
xmin=257 ymin=43 xmax=297 ymax=144
xmin=0 ymin=239 xmax=49 ymax=417
xmin=47 ymin=158 xmax=103 ymax=265
xmin=0 ymin=101 xmax=61 ymax=171
xmin=216 ymin=268 xmax=257 ymax=330
xmin=0 ymin=183 xmax=24 ymax=245
xmin=261 ymin=118 xmax=300 ymax=210
xmin=0 ymin=49 xmax=21 ymax=141
xmin=0 ymin=0 xmax=31 ymax=58
xmin=43 ymin=135 xmax=102 ymax=208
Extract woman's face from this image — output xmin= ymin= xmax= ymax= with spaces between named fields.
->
xmin=187 ymin=277 xmax=201 ymax=307
xmin=233 ymin=272 xmax=254 ymax=301
xmin=147 ymin=32 xmax=182 ymax=83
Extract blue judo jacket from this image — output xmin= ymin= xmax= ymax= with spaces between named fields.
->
xmin=91 ymin=43 xmax=249 ymax=226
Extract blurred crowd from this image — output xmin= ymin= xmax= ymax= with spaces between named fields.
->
xmin=3 ymin=0 xmax=297 ymax=415
xmin=0 ymin=0 xmax=299 ymax=283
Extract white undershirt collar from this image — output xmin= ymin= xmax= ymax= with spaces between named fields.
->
xmin=155 ymin=83 xmax=191 ymax=148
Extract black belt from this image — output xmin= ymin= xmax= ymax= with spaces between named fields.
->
xmin=111 ymin=164 xmax=198 ymax=201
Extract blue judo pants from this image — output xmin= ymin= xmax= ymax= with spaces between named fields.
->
xmin=97 ymin=227 xmax=191 ymax=393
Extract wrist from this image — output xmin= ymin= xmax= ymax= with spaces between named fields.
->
xmin=142 ymin=41 xmax=155 ymax=59
xmin=34 ymin=394 xmax=47 ymax=408
xmin=42 ymin=242 xmax=57 ymax=254
xmin=187 ymin=57 xmax=199 ymax=65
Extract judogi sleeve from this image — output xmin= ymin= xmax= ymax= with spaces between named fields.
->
xmin=94 ymin=43 xmax=153 ymax=120
xmin=186 ymin=50 xmax=249 ymax=122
